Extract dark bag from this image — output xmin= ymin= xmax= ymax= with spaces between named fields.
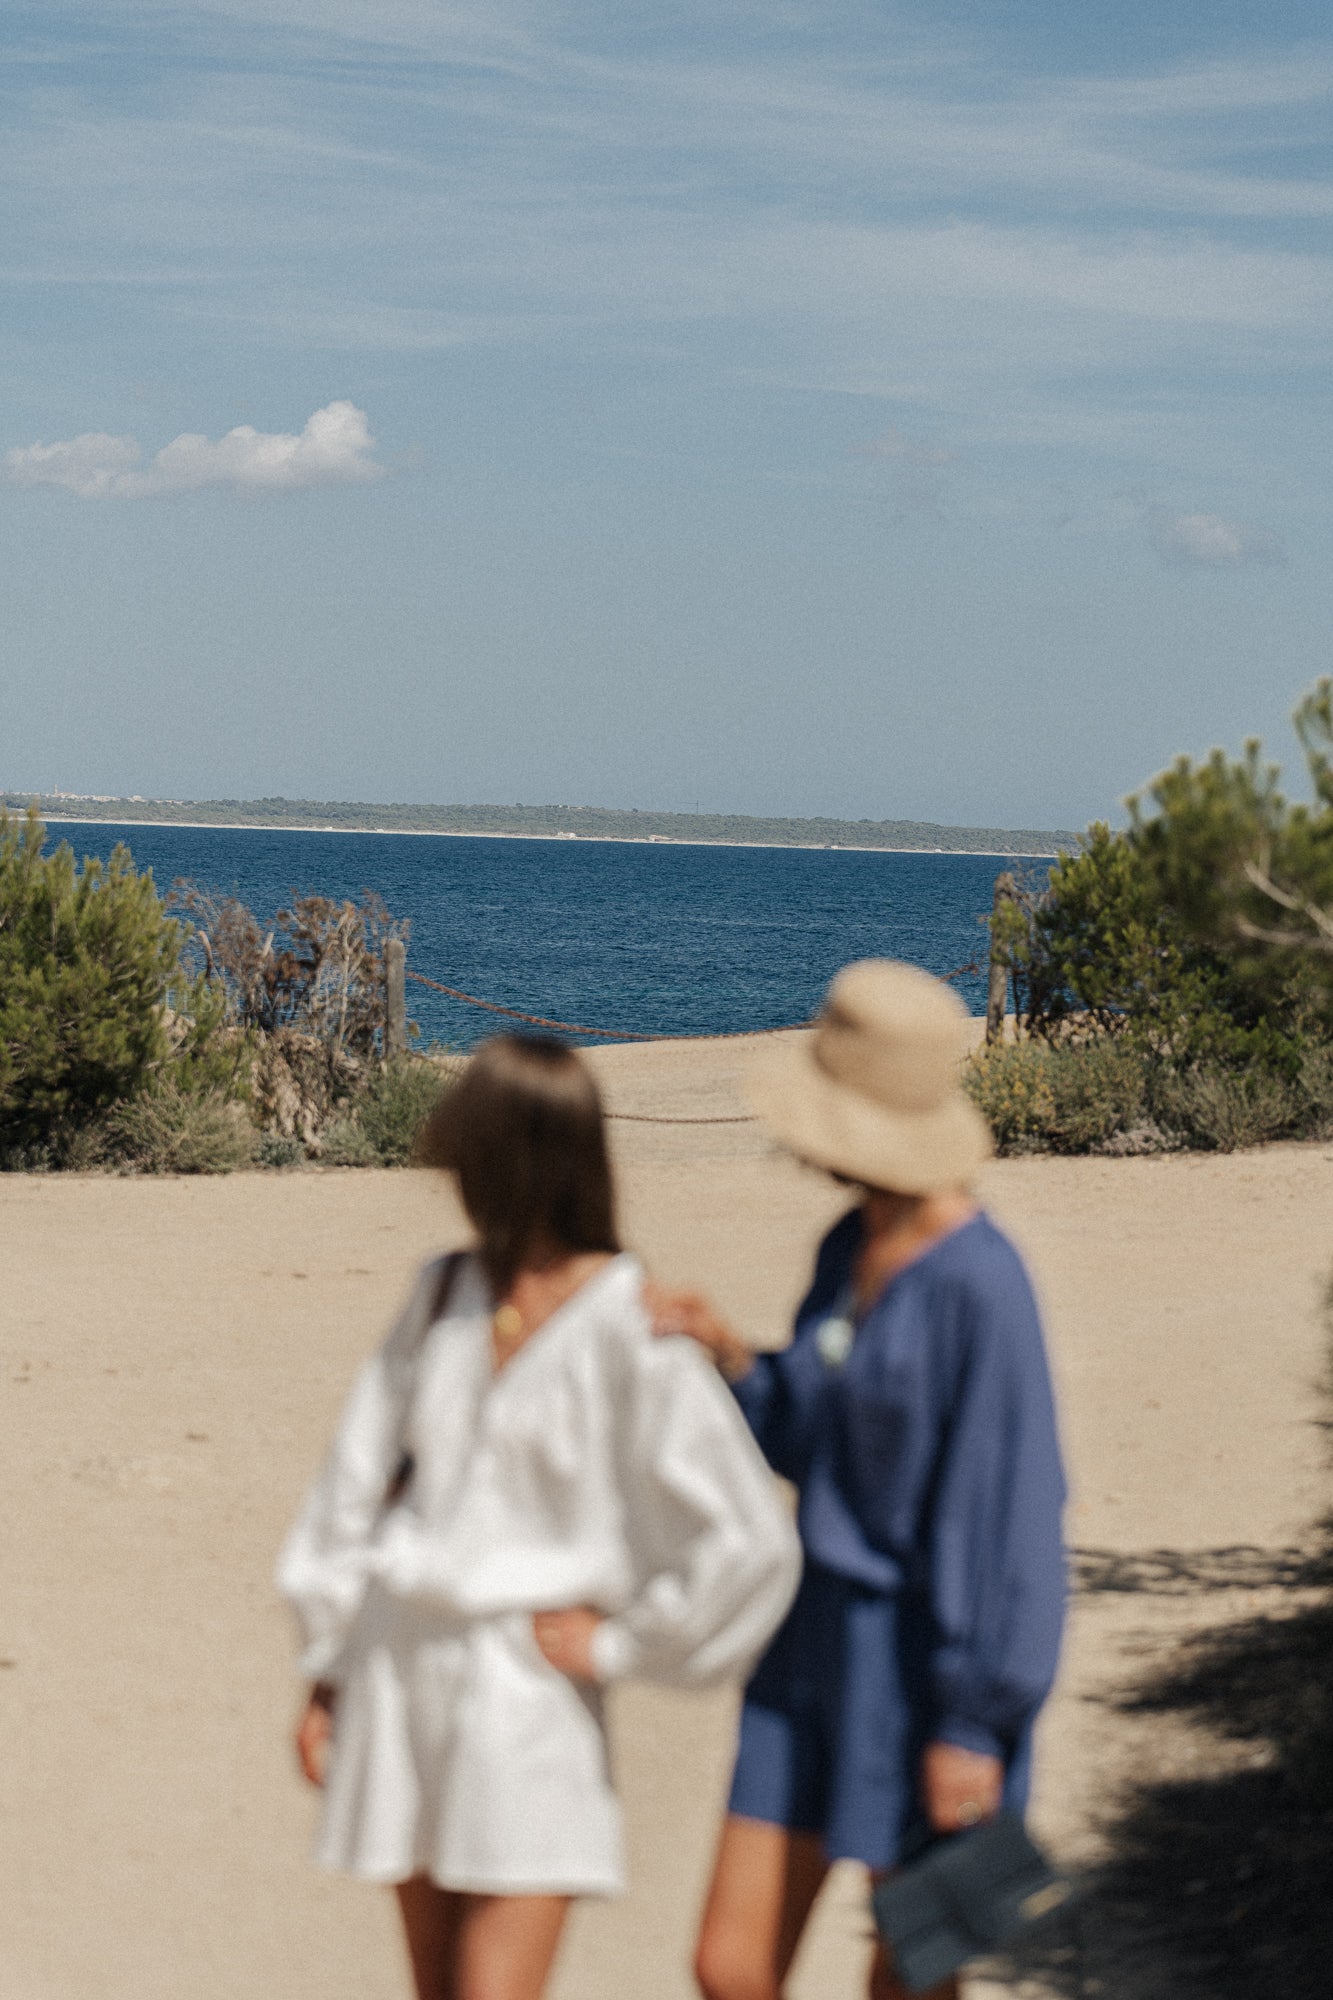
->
xmin=382 ymin=1251 xmax=464 ymax=1509
xmin=871 ymin=1812 xmax=1074 ymax=1994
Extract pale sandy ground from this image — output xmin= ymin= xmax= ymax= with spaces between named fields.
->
xmin=1 ymin=1033 xmax=1330 ymax=2000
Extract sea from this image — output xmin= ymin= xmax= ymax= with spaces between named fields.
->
xmin=48 ymin=821 xmax=1049 ymax=1047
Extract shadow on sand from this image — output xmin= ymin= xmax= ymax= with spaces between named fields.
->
xmin=992 ymin=1538 xmax=1333 ymax=2000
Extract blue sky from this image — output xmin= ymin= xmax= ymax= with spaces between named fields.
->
xmin=2 ymin=1 xmax=1330 ymax=827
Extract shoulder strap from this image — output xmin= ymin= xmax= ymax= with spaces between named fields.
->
xmin=383 ymin=1251 xmax=467 ymax=1510
xmin=425 ymin=1248 xmax=466 ymax=1338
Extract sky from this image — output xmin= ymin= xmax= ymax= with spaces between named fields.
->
xmin=2 ymin=1 xmax=1330 ymax=829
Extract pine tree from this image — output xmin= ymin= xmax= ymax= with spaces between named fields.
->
xmin=0 ymin=806 xmax=183 ymax=1147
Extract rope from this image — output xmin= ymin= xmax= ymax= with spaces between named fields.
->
xmin=403 ymin=954 xmax=981 ymax=1125
xmin=404 ymin=967 xmax=807 ymax=1042
xmin=606 ymin=1111 xmax=758 ymax=1125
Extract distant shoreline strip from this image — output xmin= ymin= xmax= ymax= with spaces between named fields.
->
xmin=35 ymin=815 xmax=1067 ymax=859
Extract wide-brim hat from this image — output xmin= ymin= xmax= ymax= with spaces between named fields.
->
xmin=745 ymin=959 xmax=992 ymax=1194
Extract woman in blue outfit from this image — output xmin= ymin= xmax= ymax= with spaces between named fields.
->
xmin=650 ymin=960 xmax=1067 ymax=2000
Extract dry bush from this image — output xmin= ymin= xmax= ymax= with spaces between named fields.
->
xmin=1151 ymin=1068 xmax=1303 ymax=1153
xmin=168 ymin=883 xmax=411 ymax=1149
xmin=100 ymin=1085 xmax=257 ymax=1174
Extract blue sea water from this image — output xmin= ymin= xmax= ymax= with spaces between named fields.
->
xmin=49 ymin=822 xmax=1046 ymax=1047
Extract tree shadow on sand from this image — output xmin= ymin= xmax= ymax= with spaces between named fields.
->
xmin=991 ymin=1537 xmax=1333 ymax=2000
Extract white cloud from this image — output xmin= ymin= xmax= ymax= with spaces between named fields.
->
xmin=1150 ymin=509 xmax=1285 ymax=568
xmin=3 ymin=400 xmax=385 ymax=499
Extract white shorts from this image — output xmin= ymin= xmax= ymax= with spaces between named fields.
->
xmin=316 ymin=1587 xmax=625 ymax=1896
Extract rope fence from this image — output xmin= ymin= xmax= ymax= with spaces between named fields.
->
xmin=404 ymin=968 xmax=809 ymax=1043
xmin=405 ymin=957 xmax=982 ymax=1047
xmin=400 ymin=954 xmax=983 ymax=1126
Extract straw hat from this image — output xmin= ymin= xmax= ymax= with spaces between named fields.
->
xmin=745 ymin=959 xmax=992 ymax=1194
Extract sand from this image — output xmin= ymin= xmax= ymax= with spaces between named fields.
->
xmin=1 ymin=1033 xmax=1330 ymax=2000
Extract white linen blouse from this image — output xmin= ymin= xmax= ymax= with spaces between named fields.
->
xmin=276 ymin=1251 xmax=801 ymax=1895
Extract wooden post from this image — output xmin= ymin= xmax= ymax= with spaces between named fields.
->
xmin=385 ymin=937 xmax=407 ymax=1059
xmin=985 ymin=872 xmax=1016 ymax=1045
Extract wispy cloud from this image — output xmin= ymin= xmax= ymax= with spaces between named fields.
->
xmin=3 ymin=12 xmax=1331 ymax=495
xmin=3 ymin=400 xmax=384 ymax=499
xmin=1149 ymin=509 xmax=1286 ymax=569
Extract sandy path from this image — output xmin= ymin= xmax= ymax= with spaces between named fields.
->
xmin=1 ymin=1036 xmax=1329 ymax=2000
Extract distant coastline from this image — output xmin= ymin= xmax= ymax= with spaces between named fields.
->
xmin=9 ymin=793 xmax=1080 ymax=858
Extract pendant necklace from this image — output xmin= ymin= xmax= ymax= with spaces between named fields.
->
xmin=816 ymin=1285 xmax=857 ymax=1369
xmin=492 ymin=1302 xmax=526 ymax=1363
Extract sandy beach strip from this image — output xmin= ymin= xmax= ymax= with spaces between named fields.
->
xmin=37 ymin=813 xmax=1067 ymax=858
xmin=1 ymin=1034 xmax=1329 ymax=1999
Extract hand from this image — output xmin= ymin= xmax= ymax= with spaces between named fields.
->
xmin=921 ymin=1741 xmax=1004 ymax=1834
xmin=296 ymin=1685 xmax=336 ymax=1788
xmin=533 ymin=1605 xmax=604 ymax=1684
xmin=642 ymin=1282 xmax=753 ymax=1382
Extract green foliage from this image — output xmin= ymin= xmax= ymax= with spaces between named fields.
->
xmin=1150 ymin=1068 xmax=1301 ymax=1154
xmin=1025 ymin=825 xmax=1300 ymax=1065
xmin=0 ymin=808 xmax=440 ymax=1171
xmin=0 ymin=806 xmax=182 ymax=1145
xmin=965 ymin=1041 xmax=1148 ymax=1153
xmin=253 ymin=1131 xmax=304 ymax=1169
xmin=322 ymin=1054 xmax=452 ymax=1167
xmin=989 ymin=683 xmax=1333 ymax=1079
xmin=100 ymin=1085 xmax=257 ymax=1174
xmin=966 ymin=1028 xmax=1333 ymax=1157
xmin=320 ymin=1116 xmax=382 ymax=1168
xmin=964 ymin=1044 xmax=1055 ymax=1150
xmin=358 ymin=1054 xmax=451 ymax=1162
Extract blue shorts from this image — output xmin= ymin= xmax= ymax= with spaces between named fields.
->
xmin=727 ymin=1564 xmax=1032 ymax=1871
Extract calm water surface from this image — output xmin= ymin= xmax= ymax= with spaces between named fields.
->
xmin=50 ymin=822 xmax=1047 ymax=1047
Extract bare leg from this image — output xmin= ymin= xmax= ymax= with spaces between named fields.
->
xmin=395 ymin=1880 xmax=570 ymax=2000
xmin=396 ymin=1877 xmax=464 ymax=2000
xmin=694 ymin=1815 xmax=830 ymax=2000
xmin=453 ymin=1893 xmax=570 ymax=2000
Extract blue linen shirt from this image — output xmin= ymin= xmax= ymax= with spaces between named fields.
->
xmin=732 ymin=1209 xmax=1067 ymax=1761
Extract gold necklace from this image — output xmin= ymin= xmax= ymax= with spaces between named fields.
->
xmin=492 ymin=1303 xmax=525 ymax=1348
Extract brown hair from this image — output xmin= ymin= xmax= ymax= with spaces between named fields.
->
xmin=415 ymin=1034 xmax=620 ymax=1297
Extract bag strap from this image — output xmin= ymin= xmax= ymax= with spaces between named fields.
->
xmin=383 ymin=1250 xmax=467 ymax=1508
xmin=424 ymin=1248 xmax=466 ymax=1343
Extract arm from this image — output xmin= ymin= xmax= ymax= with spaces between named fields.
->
xmin=588 ymin=1334 xmax=802 ymax=1688
xmin=924 ymin=1277 xmax=1067 ymax=1762
xmin=274 ymin=1264 xmax=437 ymax=1683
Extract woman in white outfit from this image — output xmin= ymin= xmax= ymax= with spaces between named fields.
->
xmin=277 ymin=1034 xmax=801 ymax=2000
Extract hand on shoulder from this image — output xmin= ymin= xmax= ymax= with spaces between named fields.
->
xmin=642 ymin=1281 xmax=754 ymax=1383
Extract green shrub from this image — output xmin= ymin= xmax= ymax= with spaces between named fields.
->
xmin=0 ymin=807 xmax=180 ymax=1145
xmin=964 ymin=1044 xmax=1056 ymax=1150
xmin=965 ymin=1039 xmax=1148 ymax=1154
xmin=1045 ymin=1038 xmax=1148 ymax=1150
xmin=1151 ymin=1068 xmax=1303 ymax=1153
xmin=358 ymin=1054 xmax=451 ymax=1163
xmin=996 ymin=686 xmax=1333 ymax=1065
xmin=101 ymin=1085 xmax=257 ymax=1174
xmin=320 ymin=1117 xmax=382 ymax=1168
xmin=0 ymin=805 xmax=248 ymax=1161
xmin=253 ymin=1131 xmax=304 ymax=1169
xmin=966 ymin=1032 xmax=1333 ymax=1156
xmin=1297 ymin=1044 xmax=1333 ymax=1141
xmin=322 ymin=1054 xmax=452 ymax=1167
